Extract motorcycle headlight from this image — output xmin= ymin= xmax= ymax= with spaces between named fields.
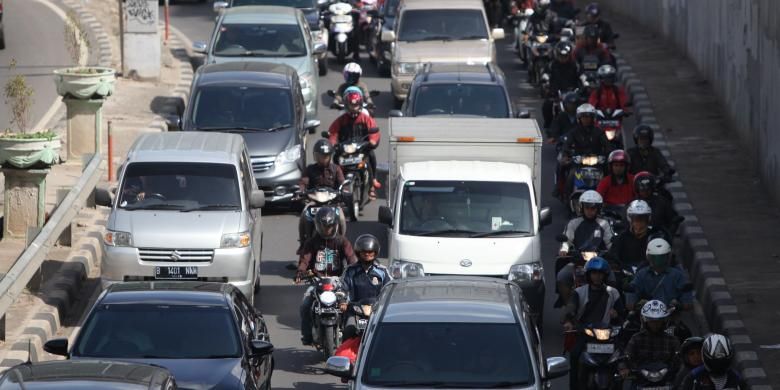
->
xmin=508 ymin=262 xmax=543 ymax=284
xmin=389 ymin=259 xmax=425 ymax=278
xmin=535 ymin=34 xmax=548 ymax=43
xmin=605 ymin=129 xmax=617 ymax=140
xmin=276 ymin=145 xmax=302 ymax=165
xmin=581 ymin=251 xmax=598 ymax=261
xmin=343 ymin=143 xmax=358 ymax=154
xmin=593 ymin=328 xmax=611 ymax=341
xmin=581 ymin=155 xmax=600 ymax=166
xmin=320 ymin=290 xmax=337 ymax=306
xmin=394 ymin=62 xmax=422 ymax=75
xmin=104 ymin=230 xmax=132 ymax=247
xmin=221 ymin=232 xmax=251 ymax=248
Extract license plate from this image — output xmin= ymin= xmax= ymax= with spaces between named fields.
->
xmin=358 ymin=318 xmax=368 ymax=329
xmin=155 ymin=266 xmax=198 ymax=280
xmin=639 ymin=386 xmax=671 ymax=390
xmin=601 ymin=120 xmax=619 ymax=127
xmin=341 ymin=155 xmax=362 ymax=165
xmin=586 ymin=343 xmax=614 ymax=354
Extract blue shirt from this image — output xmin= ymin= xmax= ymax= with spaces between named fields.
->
xmin=342 ymin=263 xmax=391 ymax=303
xmin=628 ymin=266 xmax=693 ymax=306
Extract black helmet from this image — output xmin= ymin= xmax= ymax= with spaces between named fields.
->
xmin=313 ymin=139 xmax=334 ymax=157
xmin=555 ymin=41 xmax=573 ymax=59
xmin=633 ymin=124 xmax=655 ymax=145
xmin=563 ymin=91 xmax=579 ymax=107
xmin=679 ymin=336 xmax=705 ymax=368
xmin=354 ymin=234 xmax=380 ymax=257
xmin=314 ymin=207 xmax=339 ymax=239
xmin=633 ymin=171 xmax=657 ymax=194
xmin=584 ymin=25 xmax=600 ymax=40
xmin=586 ymin=2 xmax=600 ymax=17
xmin=702 ymin=334 xmax=734 ymax=376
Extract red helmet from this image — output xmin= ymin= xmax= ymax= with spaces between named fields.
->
xmin=344 ymin=90 xmax=363 ymax=116
xmin=608 ymin=149 xmax=629 ymax=164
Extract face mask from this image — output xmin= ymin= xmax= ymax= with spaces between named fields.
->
xmin=650 ymin=254 xmax=668 ymax=269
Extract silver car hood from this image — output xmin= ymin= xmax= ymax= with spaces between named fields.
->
xmin=109 ymin=209 xmax=245 ymax=249
xmin=395 ymin=39 xmax=493 ymax=63
xmin=211 ymin=55 xmax=311 ymax=75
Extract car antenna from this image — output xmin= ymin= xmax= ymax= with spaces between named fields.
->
xmin=25 ymin=339 xmax=32 ymax=364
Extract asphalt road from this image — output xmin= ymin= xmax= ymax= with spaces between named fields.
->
xmin=167 ymin=3 xmax=571 ymax=388
xmin=0 ymin=0 xmax=71 ymax=132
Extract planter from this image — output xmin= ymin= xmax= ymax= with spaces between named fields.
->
xmin=53 ymin=67 xmax=116 ymax=100
xmin=0 ymin=135 xmax=62 ymax=169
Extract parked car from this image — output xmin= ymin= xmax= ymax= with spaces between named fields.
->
xmin=0 ymin=360 xmax=178 ymax=390
xmin=323 ymin=276 xmax=569 ymax=389
xmin=193 ymin=5 xmax=327 ymax=120
xmin=44 ymin=282 xmax=275 ymax=390
xmin=390 ymin=62 xmax=526 ymax=118
xmin=213 ymin=0 xmax=330 ymax=76
xmin=173 ymin=62 xmax=320 ymax=204
xmin=95 ymin=132 xmax=265 ymax=301
xmin=367 ymin=0 xmax=399 ymax=75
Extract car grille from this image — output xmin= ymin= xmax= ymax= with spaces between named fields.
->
xmin=138 ymin=248 xmax=215 ymax=262
xmin=251 ymin=156 xmax=275 ymax=173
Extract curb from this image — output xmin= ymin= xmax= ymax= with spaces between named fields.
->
xmin=613 ymin=54 xmax=773 ymax=389
xmin=0 ymin=209 xmax=107 ymax=370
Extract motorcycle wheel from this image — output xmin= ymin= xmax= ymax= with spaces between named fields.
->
xmin=321 ymin=325 xmax=339 ymax=358
xmin=350 ymin=177 xmax=362 ymax=222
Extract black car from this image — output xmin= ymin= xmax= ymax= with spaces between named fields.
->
xmin=43 ymin=282 xmax=275 ymax=390
xmin=367 ymin=0 xmax=399 ymax=75
xmin=0 ymin=360 xmax=177 ymax=390
xmin=172 ymin=62 xmax=321 ymax=204
xmin=389 ymin=62 xmax=527 ymax=119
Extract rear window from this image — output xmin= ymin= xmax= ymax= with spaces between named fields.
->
xmin=412 ymin=84 xmax=509 ymax=117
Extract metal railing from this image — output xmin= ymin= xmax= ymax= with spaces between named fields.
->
xmin=0 ymin=153 xmax=104 ymax=339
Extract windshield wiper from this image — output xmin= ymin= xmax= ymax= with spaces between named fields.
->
xmin=124 ymin=203 xmax=185 ymax=211
xmin=182 ymin=204 xmax=240 ymax=212
xmin=471 ymin=230 xmax=531 ymax=238
xmin=415 ymin=35 xmax=454 ymax=41
xmin=202 ymin=354 xmax=240 ymax=359
xmin=479 ymin=381 xmax=532 ymax=388
xmin=264 ymin=124 xmax=293 ymax=132
xmin=457 ymin=35 xmax=489 ymax=40
xmin=414 ymin=229 xmax=477 ymax=237
xmin=195 ymin=126 xmax=267 ymax=132
xmin=376 ymin=381 xmax=520 ymax=388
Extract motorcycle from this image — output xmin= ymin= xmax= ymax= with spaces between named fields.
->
xmin=554 ymin=233 xmax=605 ymax=308
xmin=596 ymin=108 xmax=630 ymax=151
xmin=527 ymin=31 xmax=552 ymax=85
xmin=348 ymin=296 xmax=377 ymax=337
xmin=602 ymin=204 xmax=627 ymax=236
xmin=511 ymin=6 xmax=535 ymax=64
xmin=573 ymin=323 xmax=624 ymax=390
xmin=629 ymin=362 xmax=675 ymax=390
xmin=327 ymin=1 xmax=357 ymax=63
xmin=305 ymin=274 xmax=347 ymax=358
xmin=565 ymin=154 xmax=606 ymax=216
xmin=321 ymin=126 xmax=379 ymax=221
xmin=357 ymin=0 xmax=378 ymax=49
xmin=295 ymin=187 xmax=350 ymax=247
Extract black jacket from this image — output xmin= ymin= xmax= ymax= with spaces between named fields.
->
xmin=605 ymin=227 xmax=667 ymax=269
xmin=628 ymin=146 xmax=672 ymax=177
xmin=564 ymin=125 xmax=610 ymax=157
xmin=549 ymin=60 xmax=580 ymax=95
xmin=548 ymin=111 xmax=578 ymax=139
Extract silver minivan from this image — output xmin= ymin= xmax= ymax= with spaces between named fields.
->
xmin=95 ymin=132 xmax=265 ymax=302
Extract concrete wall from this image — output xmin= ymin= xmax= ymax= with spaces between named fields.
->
xmin=598 ymin=0 xmax=780 ymax=202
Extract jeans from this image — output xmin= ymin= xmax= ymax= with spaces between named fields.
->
xmin=300 ymin=286 xmax=315 ymax=342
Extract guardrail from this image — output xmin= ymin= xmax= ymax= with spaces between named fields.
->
xmin=0 ymin=153 xmax=104 ymax=340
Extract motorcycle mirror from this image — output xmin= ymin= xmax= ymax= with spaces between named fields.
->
xmin=517 ymin=110 xmax=531 ymax=119
xmin=555 ymin=233 xmax=568 ymax=243
xmin=321 ymin=131 xmax=330 ymax=138
xmin=326 ymin=90 xmax=336 ymax=98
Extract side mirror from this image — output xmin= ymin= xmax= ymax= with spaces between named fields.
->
xmin=388 ymin=109 xmax=403 ymax=118
xmin=43 ymin=338 xmax=69 ymax=357
xmin=544 ymin=356 xmax=569 ymax=380
xmin=250 ymin=190 xmax=266 ymax=209
xmin=305 ymin=119 xmax=321 ymax=134
xmin=95 ymin=186 xmax=113 ymax=207
xmin=326 ymin=90 xmax=336 ymax=98
xmin=368 ymin=127 xmax=379 ymax=134
xmin=381 ymin=30 xmax=396 ymax=42
xmin=369 ymin=90 xmax=380 ymax=97
xmin=165 ymin=114 xmax=182 ymax=131
xmin=555 ymin=233 xmax=568 ymax=243
xmin=313 ymin=42 xmax=328 ymax=55
xmin=491 ymin=28 xmax=506 ymax=40
xmin=517 ymin=110 xmax=531 ymax=119
xmin=193 ymin=41 xmax=208 ymax=54
xmin=324 ymin=356 xmax=353 ymax=378
xmin=539 ymin=207 xmax=552 ymax=228
xmin=320 ymin=131 xmax=330 ymax=138
xmin=249 ymin=340 xmax=274 ymax=356
xmin=213 ymin=1 xmax=229 ymax=12
xmin=378 ymin=205 xmax=393 ymax=226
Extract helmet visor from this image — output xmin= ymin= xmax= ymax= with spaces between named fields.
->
xmin=648 ymin=253 xmax=670 ymax=268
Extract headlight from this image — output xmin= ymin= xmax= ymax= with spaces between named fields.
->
xmin=581 ymin=251 xmax=598 ymax=261
xmin=389 ymin=259 xmax=425 ymax=278
xmin=605 ymin=129 xmax=617 ymax=140
xmin=221 ymin=232 xmax=251 ymax=248
xmin=508 ymin=262 xmax=543 ymax=283
xmin=343 ymin=143 xmax=358 ymax=154
xmin=394 ymin=62 xmax=421 ymax=75
xmin=104 ymin=230 xmax=132 ymax=247
xmin=320 ymin=291 xmax=337 ymax=306
xmin=640 ymin=368 xmax=668 ymax=382
xmin=276 ymin=145 xmax=302 ymax=165
xmin=581 ymin=155 xmax=600 ymax=166
xmin=593 ymin=328 xmax=611 ymax=341
xmin=299 ymin=72 xmax=313 ymax=90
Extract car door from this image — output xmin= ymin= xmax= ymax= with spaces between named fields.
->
xmin=234 ymin=291 xmax=273 ymax=386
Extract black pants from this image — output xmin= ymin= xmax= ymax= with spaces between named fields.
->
xmin=569 ymin=335 xmax=586 ymax=390
xmin=368 ymin=148 xmax=377 ymax=185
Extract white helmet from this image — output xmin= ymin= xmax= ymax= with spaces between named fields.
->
xmin=627 ymin=199 xmax=652 ymax=220
xmin=646 ymin=238 xmax=671 ymax=256
xmin=538 ymin=0 xmax=550 ymax=6
xmin=343 ymin=62 xmax=362 ymax=82
xmin=576 ymin=103 xmax=597 ymax=119
xmin=641 ymin=300 xmax=669 ymax=321
xmin=579 ymin=190 xmax=603 ymax=206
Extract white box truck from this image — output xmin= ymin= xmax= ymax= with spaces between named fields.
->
xmin=378 ymin=117 xmax=551 ymax=319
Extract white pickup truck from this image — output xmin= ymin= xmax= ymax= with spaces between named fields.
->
xmin=379 ymin=117 xmax=551 ymax=318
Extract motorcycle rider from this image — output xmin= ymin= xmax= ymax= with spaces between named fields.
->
xmin=634 ymin=171 xmax=683 ymax=236
xmin=549 ymin=0 xmax=577 ymax=20
xmin=333 ymin=63 xmax=374 ymax=108
xmin=628 ymin=124 xmax=673 ymax=178
xmin=680 ymin=334 xmax=748 ymax=390
xmin=596 ymin=149 xmax=635 ymax=207
xmin=674 ymin=336 xmax=705 ymax=387
xmin=574 ymin=25 xmax=614 ymax=71
xmin=605 ymin=199 xmax=667 ymax=272
xmin=297 ymin=139 xmax=348 ymax=254
xmin=340 ymin=234 xmax=391 ymax=340
xmin=328 ymin=88 xmax=381 ymax=200
xmin=588 ymin=64 xmax=630 ymax=114
xmin=295 ymin=207 xmax=358 ymax=345
xmin=543 ymin=42 xmax=579 ymax=130
xmin=554 ymin=103 xmax=609 ymax=198
xmin=562 ymin=257 xmax=624 ymax=390
xmin=618 ymin=300 xmax=681 ymax=380
xmin=582 ymin=2 xmax=615 ymax=48
xmin=547 ymin=91 xmax=580 ymax=142
xmin=627 ymin=238 xmax=694 ymax=311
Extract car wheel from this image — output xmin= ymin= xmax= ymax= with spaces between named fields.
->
xmin=318 ymin=58 xmax=328 ymax=76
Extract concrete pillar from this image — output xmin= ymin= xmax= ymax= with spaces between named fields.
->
xmin=122 ymin=0 xmax=161 ymax=80
xmin=64 ymin=98 xmax=104 ymax=161
xmin=1 ymin=169 xmax=49 ymax=240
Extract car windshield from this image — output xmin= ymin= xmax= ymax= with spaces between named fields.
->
xmin=73 ymin=304 xmax=242 ymax=359
xmin=398 ymin=9 xmax=488 ymax=42
xmin=213 ymin=23 xmax=307 ymax=57
xmin=362 ymin=323 xmax=534 ymax=387
xmin=118 ymin=162 xmax=241 ymax=211
xmin=399 ymin=181 xmax=533 ymax=236
xmin=192 ymin=86 xmax=293 ymax=130
xmin=233 ymin=0 xmax=316 ymax=7
xmin=413 ymin=84 xmax=509 ymax=117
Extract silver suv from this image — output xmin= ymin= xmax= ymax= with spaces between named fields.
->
xmin=95 ymin=132 xmax=265 ymax=302
xmin=323 ymin=276 xmax=569 ymax=389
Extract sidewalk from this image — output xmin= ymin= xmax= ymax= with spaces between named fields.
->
xmin=607 ymin=12 xmax=780 ymax=388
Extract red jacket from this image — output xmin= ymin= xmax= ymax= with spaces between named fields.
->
xmin=589 ymin=85 xmax=629 ymax=112
xmin=328 ymin=112 xmax=380 ymax=146
xmin=596 ymin=174 xmax=635 ymax=206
